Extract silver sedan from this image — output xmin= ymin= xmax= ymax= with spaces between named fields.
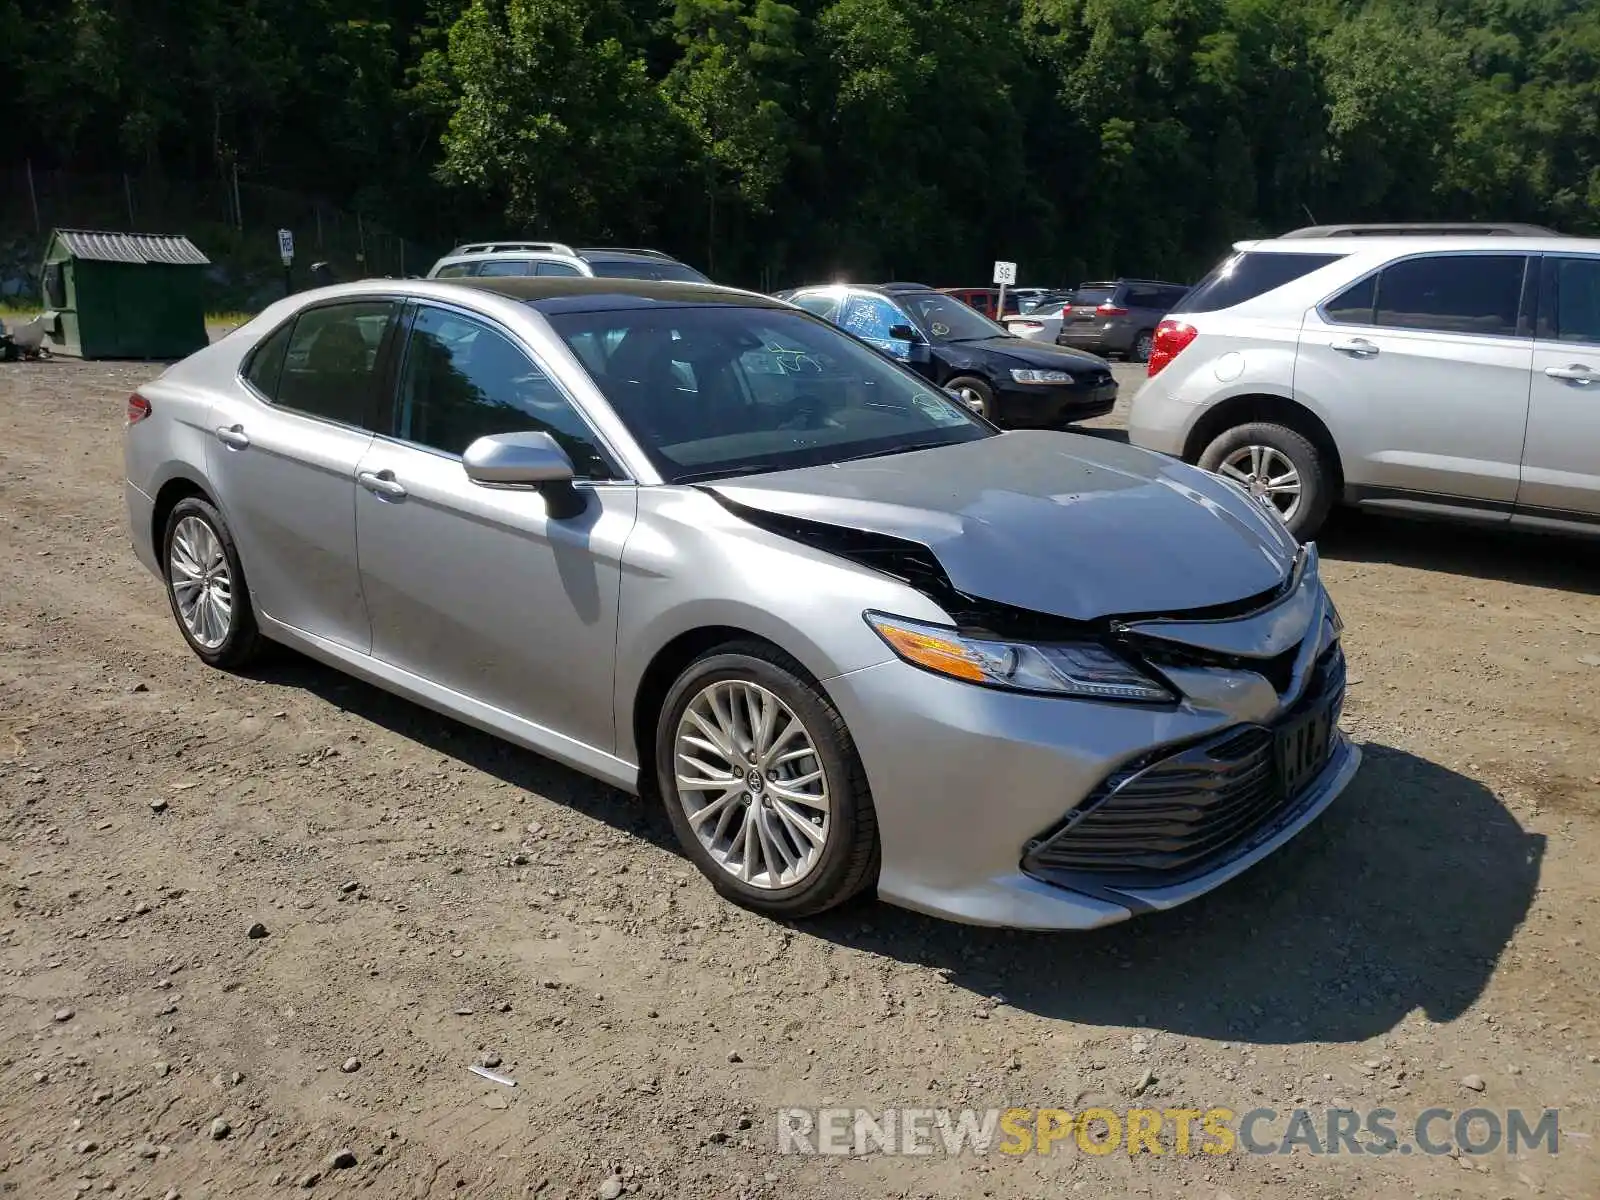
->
xmin=122 ymin=277 xmax=1360 ymax=929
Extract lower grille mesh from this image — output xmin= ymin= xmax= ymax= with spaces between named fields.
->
xmin=1024 ymin=647 xmax=1345 ymax=888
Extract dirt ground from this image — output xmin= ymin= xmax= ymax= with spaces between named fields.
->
xmin=2 ymin=353 xmax=1598 ymax=1200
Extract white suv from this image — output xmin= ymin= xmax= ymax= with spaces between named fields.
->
xmin=426 ymin=241 xmax=711 ymax=283
xmin=1128 ymin=223 xmax=1600 ymax=540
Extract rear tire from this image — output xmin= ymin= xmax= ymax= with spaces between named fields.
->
xmin=1132 ymin=329 xmax=1155 ymax=363
xmin=1198 ymin=421 xmax=1335 ymax=541
xmin=655 ymin=642 xmax=879 ymax=919
xmin=162 ymin=497 xmax=264 ymax=670
xmin=945 ymin=375 xmax=994 ymax=422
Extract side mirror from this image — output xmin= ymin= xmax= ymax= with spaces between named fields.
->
xmin=888 ymin=323 xmax=921 ymax=344
xmin=462 ymin=431 xmax=585 ymax=518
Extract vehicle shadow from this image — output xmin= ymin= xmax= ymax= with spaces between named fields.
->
xmin=806 ymin=742 xmax=1545 ymax=1046
xmin=247 ymin=652 xmax=681 ymax=851
xmin=249 ymin=652 xmax=1541 ymax=1046
xmin=1318 ymin=510 xmax=1600 ymax=595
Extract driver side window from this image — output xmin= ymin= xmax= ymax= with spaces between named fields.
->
xmin=839 ymin=294 xmax=912 ymax=359
xmin=394 ymin=305 xmax=615 ymax=479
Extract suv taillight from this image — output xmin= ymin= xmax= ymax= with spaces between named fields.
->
xmin=1096 ymin=303 xmax=1129 ymax=317
xmin=1147 ymin=320 xmax=1197 ymax=378
xmin=127 ymin=393 xmax=152 ymax=424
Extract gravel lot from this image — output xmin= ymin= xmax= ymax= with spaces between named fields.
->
xmin=2 ymin=353 xmax=1598 ymax=1199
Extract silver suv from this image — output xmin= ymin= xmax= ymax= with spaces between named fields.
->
xmin=427 ymin=241 xmax=711 ymax=283
xmin=1128 ymin=224 xmax=1600 ymax=540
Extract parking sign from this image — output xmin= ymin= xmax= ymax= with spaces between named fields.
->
xmin=992 ymin=261 xmax=1017 ymax=286
xmin=277 ymin=229 xmax=294 ymax=264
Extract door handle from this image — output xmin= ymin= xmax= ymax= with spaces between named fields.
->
xmin=358 ymin=469 xmax=408 ymax=500
xmin=1544 ymin=364 xmax=1600 ymax=384
xmin=215 ymin=424 xmax=250 ymax=450
xmin=1330 ymin=338 xmax=1379 ymax=357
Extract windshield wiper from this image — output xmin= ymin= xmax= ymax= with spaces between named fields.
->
xmin=831 ymin=439 xmax=957 ymax=465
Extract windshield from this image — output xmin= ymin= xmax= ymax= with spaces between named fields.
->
xmin=544 ymin=306 xmax=992 ymax=483
xmin=898 ymin=292 xmax=1010 ymax=343
xmin=585 ymin=258 xmax=710 ymax=284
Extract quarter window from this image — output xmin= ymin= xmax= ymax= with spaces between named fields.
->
xmin=274 ymin=301 xmax=398 ymax=427
xmin=395 ymin=305 xmax=614 ymax=479
xmin=1372 ymin=255 xmax=1527 ymax=337
xmin=433 ymin=263 xmax=475 ymax=279
xmin=1540 ymin=257 xmax=1600 ymax=346
xmin=242 ymin=320 xmax=293 ymax=397
xmin=534 ymin=260 xmax=584 ymax=277
xmin=1172 ymin=252 xmax=1344 ymax=315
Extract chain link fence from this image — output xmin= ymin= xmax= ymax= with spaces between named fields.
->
xmin=1 ymin=165 xmax=439 ymax=311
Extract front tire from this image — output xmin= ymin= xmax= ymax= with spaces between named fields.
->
xmin=945 ymin=375 xmax=994 ymax=422
xmin=1198 ymin=421 xmax=1335 ymax=541
xmin=655 ymin=643 xmax=879 ymax=918
xmin=162 ymin=496 xmax=264 ymax=669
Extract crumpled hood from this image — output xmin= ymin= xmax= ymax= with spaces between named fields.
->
xmin=707 ymin=431 xmax=1299 ymax=623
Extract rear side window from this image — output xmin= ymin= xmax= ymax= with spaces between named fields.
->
xmin=275 ymin=301 xmax=398 ymax=427
xmin=1171 ymin=252 xmax=1343 ymax=315
xmin=242 ymin=321 xmax=293 ymax=397
xmin=433 ymin=263 xmax=475 ymax=279
xmin=1372 ymin=255 xmax=1527 ymax=337
xmin=792 ymin=292 xmax=842 ymax=321
xmin=1540 ymin=257 xmax=1600 ymax=345
xmin=535 ymin=260 xmax=584 ymax=277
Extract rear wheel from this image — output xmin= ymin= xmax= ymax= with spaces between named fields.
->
xmin=945 ymin=375 xmax=994 ymax=421
xmin=1131 ymin=329 xmax=1155 ymax=363
xmin=656 ymin=643 xmax=879 ymax=918
xmin=162 ymin=497 xmax=264 ymax=669
xmin=1198 ymin=421 xmax=1335 ymax=541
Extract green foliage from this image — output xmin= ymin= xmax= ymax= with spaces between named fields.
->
xmin=9 ymin=0 xmax=1600 ymax=287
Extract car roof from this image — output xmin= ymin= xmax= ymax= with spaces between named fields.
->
xmin=449 ymin=275 xmax=784 ymax=311
xmin=1232 ymin=234 xmax=1600 ymax=255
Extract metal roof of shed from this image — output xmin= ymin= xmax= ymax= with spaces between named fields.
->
xmin=52 ymin=229 xmax=210 ymax=266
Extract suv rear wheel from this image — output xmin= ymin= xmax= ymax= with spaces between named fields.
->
xmin=1132 ymin=329 xmax=1155 ymax=363
xmin=1198 ymin=422 xmax=1334 ymax=541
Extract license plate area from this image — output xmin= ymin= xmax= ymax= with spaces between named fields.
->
xmin=1275 ymin=698 xmax=1334 ymax=797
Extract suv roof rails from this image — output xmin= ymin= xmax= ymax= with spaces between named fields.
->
xmin=450 ymin=240 xmax=577 ymax=256
xmin=1277 ymin=222 xmax=1560 ymax=239
xmin=575 ymin=246 xmax=676 ymax=260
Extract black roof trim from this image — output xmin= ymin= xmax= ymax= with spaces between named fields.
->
xmin=1278 ymin=222 xmax=1562 ymax=239
xmin=447 ymin=275 xmax=785 ymax=310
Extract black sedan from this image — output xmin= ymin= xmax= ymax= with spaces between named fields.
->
xmin=778 ymin=282 xmax=1117 ymax=427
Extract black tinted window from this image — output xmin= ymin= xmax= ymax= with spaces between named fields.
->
xmin=1172 ymin=252 xmax=1343 ymax=314
xmin=535 ymin=260 xmax=583 ymax=277
xmin=1374 ymin=255 xmax=1526 ymax=337
xmin=276 ymin=301 xmax=397 ymax=426
xmin=396 ymin=306 xmax=613 ymax=478
xmin=1541 ymin=257 xmax=1600 ymax=345
xmin=1325 ymin=274 xmax=1377 ymax=325
xmin=586 ymin=259 xmax=709 ymax=283
xmin=243 ymin=320 xmax=293 ymax=396
xmin=1160 ymin=285 xmax=1190 ymax=307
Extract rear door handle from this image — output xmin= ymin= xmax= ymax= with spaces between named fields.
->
xmin=1330 ymin=338 xmax=1379 ymax=357
xmin=215 ymin=424 xmax=250 ymax=450
xmin=1544 ymin=364 xmax=1600 ymax=384
xmin=358 ymin=469 xmax=407 ymax=500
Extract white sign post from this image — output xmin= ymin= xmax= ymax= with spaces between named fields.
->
xmin=993 ymin=260 xmax=1017 ymax=320
xmin=277 ymin=229 xmax=295 ymax=296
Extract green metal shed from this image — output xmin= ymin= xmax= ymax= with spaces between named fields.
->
xmin=40 ymin=228 xmax=211 ymax=360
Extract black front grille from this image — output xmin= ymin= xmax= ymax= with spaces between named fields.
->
xmin=1023 ymin=646 xmax=1345 ymax=889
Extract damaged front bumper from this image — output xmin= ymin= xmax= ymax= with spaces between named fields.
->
xmin=822 ymin=547 xmax=1362 ymax=930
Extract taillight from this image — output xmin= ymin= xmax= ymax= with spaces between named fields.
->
xmin=1096 ymin=303 xmax=1130 ymax=317
xmin=1010 ymin=321 xmax=1043 ymax=332
xmin=1060 ymin=304 xmax=1073 ymax=313
xmin=1147 ymin=320 xmax=1198 ymax=377
xmin=127 ymin=393 xmax=152 ymax=424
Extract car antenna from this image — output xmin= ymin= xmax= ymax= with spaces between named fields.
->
xmin=1301 ymin=203 xmax=1317 ymax=225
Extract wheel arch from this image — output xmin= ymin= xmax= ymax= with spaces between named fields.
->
xmin=630 ymin=626 xmax=820 ymax=795
xmin=1181 ymin=393 xmax=1345 ymax=490
xmin=150 ymin=474 xmax=215 ymax=558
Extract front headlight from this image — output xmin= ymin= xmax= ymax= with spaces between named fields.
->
xmin=1010 ymin=368 xmax=1075 ymax=385
xmin=864 ymin=612 xmax=1173 ymax=703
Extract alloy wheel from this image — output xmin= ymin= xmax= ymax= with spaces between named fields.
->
xmin=950 ymin=384 xmax=987 ymax=417
xmin=673 ymin=680 xmax=831 ymax=889
xmin=1218 ymin=444 xmax=1302 ymax=523
xmin=168 ymin=515 xmax=234 ymax=649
